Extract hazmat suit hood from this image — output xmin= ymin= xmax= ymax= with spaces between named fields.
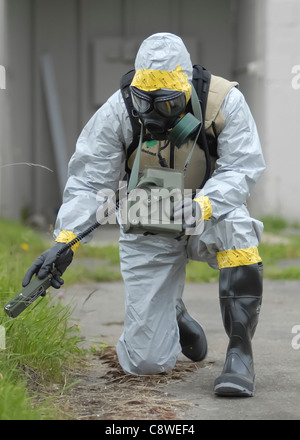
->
xmin=132 ymin=33 xmax=194 ymax=140
xmin=134 ymin=33 xmax=193 ymax=84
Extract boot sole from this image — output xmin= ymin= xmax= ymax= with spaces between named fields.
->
xmin=214 ymin=373 xmax=255 ymax=397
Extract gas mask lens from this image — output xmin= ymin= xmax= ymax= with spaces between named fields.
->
xmin=155 ymin=93 xmax=186 ymax=117
xmin=131 ymin=87 xmax=186 ymax=118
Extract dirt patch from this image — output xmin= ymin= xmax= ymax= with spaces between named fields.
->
xmin=59 ymin=346 xmax=208 ymax=420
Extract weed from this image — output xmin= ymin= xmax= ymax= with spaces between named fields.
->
xmin=0 ymin=218 xmax=84 ymax=419
xmin=1 ymin=215 xmax=300 ymax=419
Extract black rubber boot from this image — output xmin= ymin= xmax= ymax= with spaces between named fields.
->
xmin=214 ymin=262 xmax=263 ymax=397
xmin=176 ymin=299 xmax=207 ymax=362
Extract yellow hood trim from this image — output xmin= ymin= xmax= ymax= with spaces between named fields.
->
xmin=131 ymin=65 xmax=191 ymax=102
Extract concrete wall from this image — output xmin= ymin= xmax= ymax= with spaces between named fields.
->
xmin=233 ymin=0 xmax=300 ymax=222
xmin=0 ymin=0 xmax=35 ymax=220
xmin=0 ymin=0 xmax=9 ymax=217
xmin=262 ymin=0 xmax=300 ymax=220
xmin=4 ymin=0 xmax=299 ymax=225
xmin=32 ymin=0 xmax=80 ymax=220
xmin=0 ymin=0 xmax=5 ymax=211
xmin=0 ymin=0 xmax=235 ymax=225
xmin=231 ymin=0 xmax=267 ymax=217
xmin=77 ymin=0 xmax=235 ymax=126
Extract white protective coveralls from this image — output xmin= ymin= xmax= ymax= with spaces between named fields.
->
xmin=54 ymin=33 xmax=265 ymax=376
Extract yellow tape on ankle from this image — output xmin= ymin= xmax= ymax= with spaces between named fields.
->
xmin=217 ymin=247 xmax=262 ymax=269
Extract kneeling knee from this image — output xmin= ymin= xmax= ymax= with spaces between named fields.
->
xmin=134 ymin=357 xmax=171 ymax=375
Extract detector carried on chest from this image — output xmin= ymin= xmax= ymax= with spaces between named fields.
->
xmin=123 ymin=85 xmax=203 ymax=238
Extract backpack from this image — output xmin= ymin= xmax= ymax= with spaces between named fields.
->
xmin=120 ymin=65 xmax=218 ymax=187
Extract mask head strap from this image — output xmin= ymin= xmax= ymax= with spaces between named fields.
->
xmin=168 ymin=85 xmax=202 ymax=148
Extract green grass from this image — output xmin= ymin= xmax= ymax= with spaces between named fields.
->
xmin=185 ymin=215 xmax=300 ymax=283
xmin=63 ymin=264 xmax=123 ymax=284
xmin=1 ymin=214 xmax=300 ymax=419
xmin=78 ymin=244 xmax=121 ymax=265
xmin=0 ymin=218 xmax=84 ymax=420
xmin=259 ymin=215 xmax=288 ymax=233
xmin=256 ymin=216 xmax=300 ymax=280
xmin=0 ymin=379 xmax=51 ymax=420
xmin=66 ymin=214 xmax=300 ymax=284
xmin=186 ymin=260 xmax=219 ymax=283
xmin=63 ymin=244 xmax=122 ymax=285
xmin=74 ymin=216 xmax=300 ymax=283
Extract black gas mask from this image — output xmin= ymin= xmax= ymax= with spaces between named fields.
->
xmin=130 ymin=86 xmax=201 ymax=147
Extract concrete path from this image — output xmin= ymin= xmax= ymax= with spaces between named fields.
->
xmin=62 ymin=278 xmax=300 ymax=420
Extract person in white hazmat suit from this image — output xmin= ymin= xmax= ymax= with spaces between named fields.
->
xmin=23 ymin=33 xmax=265 ymax=397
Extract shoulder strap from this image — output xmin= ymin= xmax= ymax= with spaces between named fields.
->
xmin=120 ymin=69 xmax=135 ymax=109
xmin=191 ymin=66 xmax=212 ymax=187
xmin=192 ymin=65 xmax=211 ymax=124
xmin=191 ymin=65 xmax=219 ymax=161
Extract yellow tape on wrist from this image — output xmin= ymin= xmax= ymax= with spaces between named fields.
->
xmin=193 ymin=196 xmax=212 ymax=221
xmin=217 ymin=247 xmax=262 ymax=269
xmin=55 ymin=230 xmax=81 ymax=252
